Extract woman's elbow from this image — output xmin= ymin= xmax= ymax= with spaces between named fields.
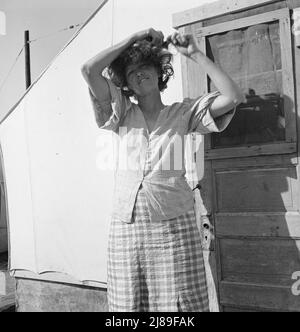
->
xmin=233 ymin=91 xmax=246 ymax=106
xmin=81 ymin=64 xmax=91 ymax=77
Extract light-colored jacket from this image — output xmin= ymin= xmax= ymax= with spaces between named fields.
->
xmin=88 ymin=79 xmax=236 ymax=223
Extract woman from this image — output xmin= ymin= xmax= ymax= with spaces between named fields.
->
xmin=81 ymin=28 xmax=244 ymax=312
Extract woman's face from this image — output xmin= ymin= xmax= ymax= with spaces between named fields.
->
xmin=125 ymin=63 xmax=160 ymax=97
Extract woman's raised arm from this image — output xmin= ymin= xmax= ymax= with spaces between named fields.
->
xmin=81 ymin=28 xmax=164 ymax=103
xmin=167 ymin=31 xmax=246 ymax=118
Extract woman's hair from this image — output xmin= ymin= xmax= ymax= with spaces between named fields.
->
xmin=108 ymin=39 xmax=174 ymax=97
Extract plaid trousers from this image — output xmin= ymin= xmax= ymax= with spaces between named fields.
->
xmin=107 ymin=185 xmax=209 ymax=312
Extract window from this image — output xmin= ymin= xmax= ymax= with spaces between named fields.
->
xmin=197 ymin=9 xmax=296 ymax=159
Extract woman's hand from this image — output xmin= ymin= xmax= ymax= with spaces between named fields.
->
xmin=132 ymin=28 xmax=164 ymax=47
xmin=166 ymin=32 xmax=201 ymax=57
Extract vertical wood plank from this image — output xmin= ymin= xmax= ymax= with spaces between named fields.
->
xmin=203 ymin=250 xmax=220 ymax=312
xmin=291 ymin=7 xmax=300 ymax=210
xmin=292 ymin=7 xmax=300 ymax=47
xmin=201 ymin=159 xmax=221 ymax=312
xmin=178 ymin=27 xmax=190 ymax=98
xmin=280 ymin=14 xmax=298 ymax=144
xmin=199 ymin=33 xmax=212 ymax=152
xmin=190 ymin=22 xmax=208 ymax=98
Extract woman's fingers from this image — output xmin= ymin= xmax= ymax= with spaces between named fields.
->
xmin=136 ymin=29 xmax=193 ymax=48
xmin=134 ymin=28 xmax=164 ymax=46
xmin=176 ymin=34 xmax=189 ymax=47
xmin=147 ymin=28 xmax=164 ymax=46
xmin=165 ymin=32 xmax=199 ymax=57
xmin=167 ymin=32 xmax=189 ymax=47
xmin=170 ymin=32 xmax=178 ymax=45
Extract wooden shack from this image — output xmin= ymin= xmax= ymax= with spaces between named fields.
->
xmin=2 ymin=0 xmax=300 ymax=312
xmin=174 ymin=0 xmax=300 ymax=312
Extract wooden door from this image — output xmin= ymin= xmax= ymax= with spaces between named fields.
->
xmin=180 ymin=7 xmax=300 ymax=312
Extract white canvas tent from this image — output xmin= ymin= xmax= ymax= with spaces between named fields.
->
xmin=0 ymin=0 xmax=114 ymax=286
xmin=0 ymin=0 xmax=208 ymax=287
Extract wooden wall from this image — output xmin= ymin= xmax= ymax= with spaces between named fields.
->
xmin=175 ymin=0 xmax=300 ymax=312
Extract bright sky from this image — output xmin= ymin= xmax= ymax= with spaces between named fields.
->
xmin=0 ymin=0 xmax=102 ymax=119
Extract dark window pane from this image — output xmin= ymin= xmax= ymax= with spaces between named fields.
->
xmin=206 ymin=22 xmax=285 ymax=148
